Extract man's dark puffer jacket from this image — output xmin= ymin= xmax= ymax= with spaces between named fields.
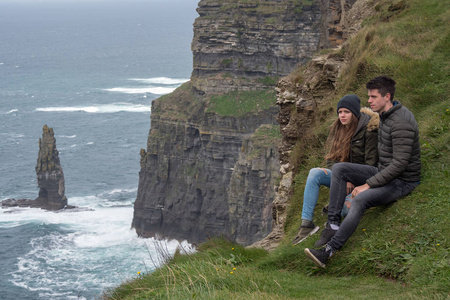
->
xmin=366 ymin=101 xmax=421 ymax=188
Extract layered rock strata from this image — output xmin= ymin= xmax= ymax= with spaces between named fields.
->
xmin=191 ymin=0 xmax=323 ymax=94
xmin=133 ymin=84 xmax=280 ymax=245
xmin=132 ymin=0 xmax=365 ymax=246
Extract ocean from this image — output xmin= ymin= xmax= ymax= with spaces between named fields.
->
xmin=0 ymin=0 xmax=198 ymax=299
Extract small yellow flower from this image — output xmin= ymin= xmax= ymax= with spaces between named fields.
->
xmin=363 ymin=248 xmax=366 ymax=251
xmin=233 ymin=267 xmax=236 ymax=270
xmin=362 ymin=229 xmax=366 ymax=232
xmin=216 ymin=268 xmax=219 ymax=271
xmin=230 ymin=271 xmax=234 ymax=274
xmin=437 ymin=244 xmax=440 ymax=246
xmin=232 ymin=247 xmax=235 ymax=250
xmin=137 ymin=271 xmax=141 ymax=275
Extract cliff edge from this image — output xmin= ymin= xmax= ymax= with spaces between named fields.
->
xmin=132 ymin=0 xmax=361 ymax=246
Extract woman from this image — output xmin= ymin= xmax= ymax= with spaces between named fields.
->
xmin=292 ymin=94 xmax=379 ymax=245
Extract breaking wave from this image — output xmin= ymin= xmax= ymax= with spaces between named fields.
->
xmin=5 ymin=109 xmax=19 ymax=114
xmin=129 ymin=77 xmax=189 ymax=85
xmin=35 ymin=103 xmax=150 ymax=114
xmin=103 ymin=86 xmax=176 ymax=95
xmin=103 ymin=77 xmax=189 ymax=95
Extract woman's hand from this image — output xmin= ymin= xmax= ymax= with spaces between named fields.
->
xmin=346 ymin=182 xmax=355 ymax=194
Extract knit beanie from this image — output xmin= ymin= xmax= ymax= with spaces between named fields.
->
xmin=336 ymin=94 xmax=361 ymax=118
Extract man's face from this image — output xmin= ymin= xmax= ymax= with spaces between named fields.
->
xmin=368 ymin=89 xmax=392 ymax=113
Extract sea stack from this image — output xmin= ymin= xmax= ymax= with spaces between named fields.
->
xmin=34 ymin=125 xmax=67 ymax=210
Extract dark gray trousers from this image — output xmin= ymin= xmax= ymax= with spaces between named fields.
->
xmin=327 ymin=162 xmax=419 ymax=250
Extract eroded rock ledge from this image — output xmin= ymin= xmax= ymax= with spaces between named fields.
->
xmin=252 ymin=0 xmax=377 ymax=251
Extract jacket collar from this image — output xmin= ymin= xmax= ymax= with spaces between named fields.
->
xmin=380 ymin=100 xmax=402 ymax=120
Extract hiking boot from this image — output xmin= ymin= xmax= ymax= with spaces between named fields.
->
xmin=292 ymin=223 xmax=320 ymax=245
xmin=314 ymin=223 xmax=337 ymax=247
xmin=321 ymin=203 xmax=329 ymax=215
xmin=304 ymin=246 xmax=334 ymax=268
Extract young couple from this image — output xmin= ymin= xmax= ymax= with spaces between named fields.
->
xmin=295 ymin=76 xmax=421 ymax=268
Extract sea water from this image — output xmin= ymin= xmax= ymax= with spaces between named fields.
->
xmin=0 ymin=1 xmax=198 ymax=299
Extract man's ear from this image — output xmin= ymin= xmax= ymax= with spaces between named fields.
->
xmin=385 ymin=93 xmax=391 ymax=101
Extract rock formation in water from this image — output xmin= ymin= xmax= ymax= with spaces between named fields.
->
xmin=132 ymin=0 xmax=364 ymax=246
xmin=34 ymin=125 xmax=68 ymax=210
xmin=2 ymin=125 xmax=68 ymax=210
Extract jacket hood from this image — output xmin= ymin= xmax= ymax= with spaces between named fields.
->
xmin=360 ymin=107 xmax=379 ymax=132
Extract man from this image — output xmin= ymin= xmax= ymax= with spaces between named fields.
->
xmin=305 ymin=76 xmax=421 ymax=268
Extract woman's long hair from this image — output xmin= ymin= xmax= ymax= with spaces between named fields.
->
xmin=325 ymin=113 xmax=359 ymax=162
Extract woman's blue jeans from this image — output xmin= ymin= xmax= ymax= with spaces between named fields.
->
xmin=301 ymin=168 xmax=331 ymax=221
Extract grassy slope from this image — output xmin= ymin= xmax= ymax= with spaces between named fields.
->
xmin=207 ymin=89 xmax=277 ymax=117
xmin=103 ymin=0 xmax=449 ymax=298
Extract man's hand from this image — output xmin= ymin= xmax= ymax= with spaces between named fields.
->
xmin=351 ymin=183 xmax=370 ymax=197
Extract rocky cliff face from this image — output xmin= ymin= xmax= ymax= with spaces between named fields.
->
xmin=191 ymin=0 xmax=323 ymax=94
xmin=133 ymin=84 xmax=280 ymax=245
xmin=251 ymin=53 xmax=344 ymax=250
xmin=133 ymin=0 xmax=363 ymax=246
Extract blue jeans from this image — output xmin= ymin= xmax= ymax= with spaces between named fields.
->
xmin=327 ymin=162 xmax=419 ymax=250
xmin=301 ymin=168 xmax=332 ymax=221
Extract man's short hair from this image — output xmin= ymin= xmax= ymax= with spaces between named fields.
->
xmin=366 ymin=76 xmax=396 ymax=101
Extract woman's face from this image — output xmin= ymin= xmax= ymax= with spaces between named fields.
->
xmin=338 ymin=108 xmax=353 ymax=125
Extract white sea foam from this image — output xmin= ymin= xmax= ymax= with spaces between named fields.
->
xmin=129 ymin=77 xmax=189 ymax=85
xmin=102 ymin=77 xmax=189 ymax=95
xmin=1 ymin=133 xmax=25 ymax=138
xmin=6 ymin=109 xmax=19 ymax=114
xmin=103 ymin=86 xmax=176 ymax=95
xmin=1 ymin=192 xmax=194 ymax=299
xmin=105 ymin=188 xmax=138 ymax=195
xmin=35 ymin=103 xmax=150 ymax=114
xmin=59 ymin=135 xmax=77 ymax=139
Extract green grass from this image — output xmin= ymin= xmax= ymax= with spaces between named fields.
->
xmin=151 ymin=82 xmax=203 ymax=121
xmin=207 ymin=89 xmax=276 ymax=117
xmin=246 ymin=125 xmax=282 ymax=160
xmin=251 ymin=125 xmax=282 ymax=147
xmin=104 ymin=239 xmax=441 ymax=300
xmin=104 ymin=0 xmax=449 ymax=298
